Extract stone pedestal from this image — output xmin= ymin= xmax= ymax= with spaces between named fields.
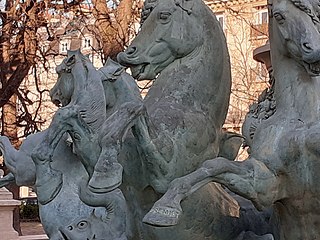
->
xmin=0 ymin=187 xmax=21 ymax=240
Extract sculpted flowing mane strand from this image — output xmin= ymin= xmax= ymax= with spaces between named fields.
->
xmin=290 ymin=0 xmax=320 ymax=23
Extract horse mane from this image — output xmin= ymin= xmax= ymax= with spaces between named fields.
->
xmin=291 ymin=0 xmax=320 ymax=23
xmin=65 ymin=50 xmax=107 ymax=133
xmin=140 ymin=0 xmax=194 ymax=24
xmin=269 ymin=0 xmax=320 ymax=24
xmin=140 ymin=0 xmax=159 ymax=25
xmin=70 ymin=50 xmax=95 ymax=75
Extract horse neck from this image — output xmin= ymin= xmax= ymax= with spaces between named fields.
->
xmin=272 ymin=51 xmax=320 ymax=122
xmin=70 ymin=62 xmax=89 ymax=104
xmin=71 ymin=62 xmax=107 ymax=132
xmin=145 ymin=30 xmax=231 ymax=127
xmin=105 ymin=75 xmax=141 ymax=116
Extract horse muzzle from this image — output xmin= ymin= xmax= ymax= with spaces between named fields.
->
xmin=117 ymin=52 xmax=143 ymax=67
xmin=303 ymin=61 xmax=320 ymax=76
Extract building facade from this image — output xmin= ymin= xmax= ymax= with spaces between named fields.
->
xmin=206 ymin=0 xmax=269 ymax=133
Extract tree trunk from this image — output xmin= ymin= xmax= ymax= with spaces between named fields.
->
xmin=92 ymin=0 xmax=134 ymax=60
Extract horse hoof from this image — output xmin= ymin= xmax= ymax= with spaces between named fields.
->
xmin=142 ymin=206 xmax=181 ymax=227
xmin=36 ymin=170 xmax=63 ymax=205
xmin=88 ymin=163 xmax=123 ymax=193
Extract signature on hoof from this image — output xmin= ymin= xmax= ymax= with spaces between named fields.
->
xmin=143 ymin=206 xmax=181 ymax=226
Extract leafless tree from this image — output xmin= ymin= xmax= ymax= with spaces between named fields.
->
xmin=0 ymin=0 xmax=143 ymax=142
xmin=220 ymin=5 xmax=270 ymax=128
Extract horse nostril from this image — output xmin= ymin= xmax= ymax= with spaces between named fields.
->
xmin=302 ymin=42 xmax=313 ymax=52
xmin=126 ymin=46 xmax=137 ymax=55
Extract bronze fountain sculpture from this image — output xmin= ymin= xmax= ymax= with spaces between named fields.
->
xmin=1 ymin=0 xmax=318 ymax=239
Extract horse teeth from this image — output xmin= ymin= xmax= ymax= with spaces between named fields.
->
xmin=309 ymin=62 xmax=320 ymax=74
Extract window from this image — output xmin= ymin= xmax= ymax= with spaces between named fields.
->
xmin=257 ymin=9 xmax=268 ymax=24
xmin=215 ymin=14 xmax=224 ymax=29
xmin=251 ymin=8 xmax=269 ymax=38
xmin=60 ymin=42 xmax=69 ymax=53
xmin=82 ymin=36 xmax=92 ymax=49
xmin=41 ymin=45 xmax=47 ymax=53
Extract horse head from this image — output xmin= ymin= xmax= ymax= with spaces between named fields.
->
xmin=117 ymin=0 xmax=205 ymax=80
xmin=50 ymin=50 xmax=93 ymax=107
xmin=270 ymin=0 xmax=320 ymax=76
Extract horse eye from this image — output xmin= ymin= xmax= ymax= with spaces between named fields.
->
xmin=77 ymin=221 xmax=88 ymax=229
xmin=159 ymin=11 xmax=171 ymax=23
xmin=73 ymin=132 xmax=81 ymax=141
xmin=274 ymin=12 xmax=285 ymax=23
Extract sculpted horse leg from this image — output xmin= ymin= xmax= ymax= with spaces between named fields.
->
xmin=88 ymin=101 xmax=145 ymax=193
xmin=131 ymin=114 xmax=181 ymax=193
xmin=143 ymin=157 xmax=279 ymax=226
xmin=31 ymin=107 xmax=81 ymax=205
xmin=31 ymin=137 xmax=64 ymax=205
xmin=35 ymin=100 xmax=144 ymax=197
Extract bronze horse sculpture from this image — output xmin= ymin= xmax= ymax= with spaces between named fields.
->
xmin=144 ymin=0 xmax=320 ymax=239
xmin=115 ymin=0 xmax=271 ymax=239
xmin=0 ymin=55 xmax=142 ymax=239
xmin=31 ymin=51 xmax=144 ymax=205
xmin=15 ymin=0 xmax=270 ymax=238
xmin=0 ymin=0 xmax=273 ymax=238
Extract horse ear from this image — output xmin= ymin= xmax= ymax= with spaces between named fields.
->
xmin=100 ymin=57 xmax=124 ymax=81
xmin=174 ymin=0 xmax=194 ymax=14
xmin=105 ymin=57 xmax=119 ymax=66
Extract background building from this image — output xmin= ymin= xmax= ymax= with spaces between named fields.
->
xmin=206 ymin=0 xmax=269 ymax=133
